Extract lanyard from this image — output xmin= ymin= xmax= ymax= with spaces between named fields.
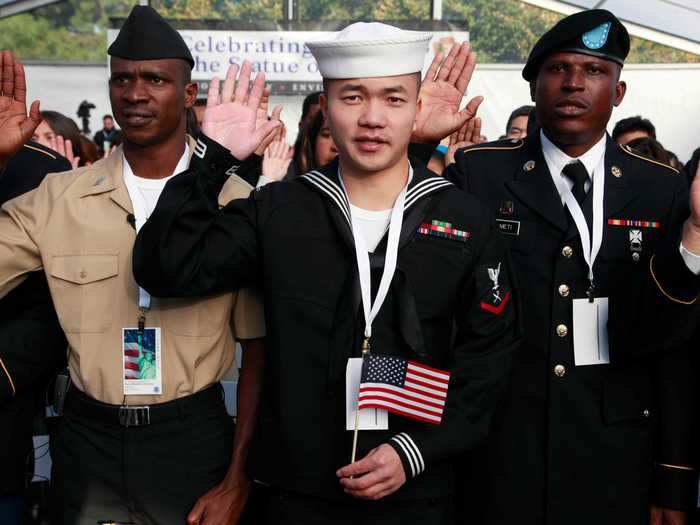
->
xmin=123 ymin=169 xmax=153 ymax=311
xmin=552 ymin=162 xmax=606 ymax=300
xmin=339 ymin=165 xmax=411 ymax=341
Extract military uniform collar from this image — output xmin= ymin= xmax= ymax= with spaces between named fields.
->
xmin=78 ymin=135 xmax=196 ymax=213
xmin=300 ymin=157 xmax=452 ymax=226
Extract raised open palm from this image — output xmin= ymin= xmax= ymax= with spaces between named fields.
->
xmin=413 ymin=42 xmax=483 ymax=144
xmin=0 ymin=51 xmax=41 ymax=166
xmin=202 ymin=61 xmax=281 ymax=161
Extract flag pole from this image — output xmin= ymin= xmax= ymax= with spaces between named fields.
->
xmin=351 ymin=338 xmax=371 ymax=463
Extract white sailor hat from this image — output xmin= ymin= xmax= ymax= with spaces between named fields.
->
xmin=306 ymin=22 xmax=432 ymax=79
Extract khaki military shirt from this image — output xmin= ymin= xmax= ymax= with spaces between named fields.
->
xmin=0 ymin=140 xmax=264 ymax=404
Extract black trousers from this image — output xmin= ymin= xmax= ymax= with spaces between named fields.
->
xmin=255 ymin=486 xmax=453 ymax=525
xmin=50 ymin=384 xmax=234 ymax=525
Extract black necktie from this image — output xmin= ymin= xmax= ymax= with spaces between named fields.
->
xmin=562 ymin=161 xmax=589 ymax=205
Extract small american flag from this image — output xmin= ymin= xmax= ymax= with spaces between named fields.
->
xmin=358 ymin=355 xmax=450 ymax=425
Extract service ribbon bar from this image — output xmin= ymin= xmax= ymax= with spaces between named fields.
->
xmin=608 ymin=219 xmax=661 ymax=229
xmin=418 ymin=220 xmax=470 ymax=243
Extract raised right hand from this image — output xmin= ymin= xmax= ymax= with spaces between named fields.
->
xmin=0 ymin=51 xmax=42 ymax=167
xmin=202 ymin=61 xmax=281 ymax=161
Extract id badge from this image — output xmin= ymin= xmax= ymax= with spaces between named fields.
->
xmin=123 ymin=327 xmax=162 ymax=395
xmin=572 ymin=298 xmax=610 ymax=366
xmin=345 ymin=358 xmax=388 ymax=431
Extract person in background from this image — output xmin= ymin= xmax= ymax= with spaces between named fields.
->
xmin=93 ymin=114 xmax=122 ymax=156
xmin=626 ymin=136 xmax=671 ymax=166
xmin=0 ymin=141 xmax=70 ymax=525
xmin=288 ymin=111 xmax=338 ymax=179
xmin=505 ymin=105 xmax=533 ymax=139
xmin=612 ymin=115 xmax=656 ymax=145
xmin=32 ymin=110 xmax=83 ymax=167
xmin=298 ymin=91 xmax=322 ymax=129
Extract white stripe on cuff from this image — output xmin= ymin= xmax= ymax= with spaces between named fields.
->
xmin=392 ymin=433 xmax=425 ymax=477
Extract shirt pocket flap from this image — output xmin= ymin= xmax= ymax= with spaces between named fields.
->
xmin=50 ymin=255 xmax=119 ymax=285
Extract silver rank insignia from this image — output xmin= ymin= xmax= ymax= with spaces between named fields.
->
xmin=629 ymin=229 xmax=642 ymax=262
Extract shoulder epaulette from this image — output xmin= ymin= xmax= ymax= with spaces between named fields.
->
xmin=619 ymin=144 xmax=679 ymax=175
xmin=463 ymin=139 xmax=524 ymax=154
xmin=22 ymin=143 xmax=58 ymax=160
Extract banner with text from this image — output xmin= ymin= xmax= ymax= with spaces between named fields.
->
xmin=108 ymin=29 xmax=469 ymax=95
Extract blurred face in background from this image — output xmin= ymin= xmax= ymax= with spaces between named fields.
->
xmin=314 ymin=120 xmax=338 ymax=167
xmin=32 ymin=120 xmax=56 ymax=149
xmin=103 ymin=116 xmax=115 ymax=131
xmin=506 ymin=115 xmax=528 ymax=139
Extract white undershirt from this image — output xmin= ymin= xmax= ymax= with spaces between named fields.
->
xmin=540 ymin=130 xmax=699 ymax=275
xmin=122 ymin=144 xmax=190 ymax=220
xmin=349 ymin=204 xmax=392 ymax=253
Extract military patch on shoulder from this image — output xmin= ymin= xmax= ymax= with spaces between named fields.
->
xmin=480 ymin=263 xmax=511 ymax=315
xmin=418 ymin=220 xmax=470 ymax=243
xmin=582 ymin=22 xmax=611 ymax=50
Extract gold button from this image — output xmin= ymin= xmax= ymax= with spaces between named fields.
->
xmin=558 ymin=284 xmax=570 ymax=297
xmin=79 ymin=270 xmax=87 ymax=279
xmin=562 ymin=246 xmax=573 ymax=258
xmin=556 ymin=324 xmax=568 ymax=337
xmin=554 ymin=364 xmax=566 ymax=377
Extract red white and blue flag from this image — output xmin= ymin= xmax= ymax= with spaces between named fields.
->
xmin=358 ymin=355 xmax=450 ymax=425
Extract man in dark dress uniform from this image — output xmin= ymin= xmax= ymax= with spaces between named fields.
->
xmin=444 ymin=9 xmax=700 ymax=525
xmin=0 ymin=142 xmax=69 ymax=524
xmin=133 ymin=22 xmax=520 ymax=525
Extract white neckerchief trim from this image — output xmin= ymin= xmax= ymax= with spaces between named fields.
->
xmin=301 ymin=170 xmax=451 ymax=225
xmin=123 ymin=143 xmax=190 ymax=310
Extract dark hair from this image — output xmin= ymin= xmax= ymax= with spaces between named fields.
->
xmin=626 ymin=137 xmax=670 ymax=166
xmin=301 ymin=92 xmax=322 ymax=123
xmin=78 ymin=136 xmax=100 ymax=165
xmin=186 ymin=107 xmax=200 ymax=137
xmin=526 ymin=106 xmax=539 ymax=137
xmin=506 ymin=105 xmax=534 ymax=134
xmin=103 ymin=114 xmax=113 ymax=121
xmin=293 ymin=111 xmax=328 ymax=175
xmin=40 ymin=111 xmax=83 ymax=159
xmin=612 ymin=116 xmax=656 ymax=142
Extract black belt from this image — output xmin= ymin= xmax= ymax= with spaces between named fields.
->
xmin=65 ymin=383 xmax=225 ymax=427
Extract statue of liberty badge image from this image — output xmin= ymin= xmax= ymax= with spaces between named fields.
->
xmin=123 ymin=327 xmax=162 ymax=395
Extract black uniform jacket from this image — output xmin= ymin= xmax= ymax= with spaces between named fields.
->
xmin=445 ymin=133 xmax=700 ymax=524
xmin=133 ymin=135 xmax=521 ymax=502
xmin=0 ymin=142 xmax=69 ymax=494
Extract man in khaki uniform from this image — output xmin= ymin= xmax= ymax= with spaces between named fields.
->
xmin=0 ymin=6 xmax=277 ymax=524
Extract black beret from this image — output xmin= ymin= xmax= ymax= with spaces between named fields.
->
xmin=523 ymin=9 xmax=630 ymax=81
xmin=108 ymin=5 xmax=194 ymax=69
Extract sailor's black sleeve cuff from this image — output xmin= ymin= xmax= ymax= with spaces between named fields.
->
xmin=409 ymin=142 xmax=438 ymax=166
xmin=191 ymin=134 xmax=245 ymax=183
xmin=388 ymin=433 xmax=425 ymax=479
xmin=651 ymin=463 xmax=699 ymax=511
